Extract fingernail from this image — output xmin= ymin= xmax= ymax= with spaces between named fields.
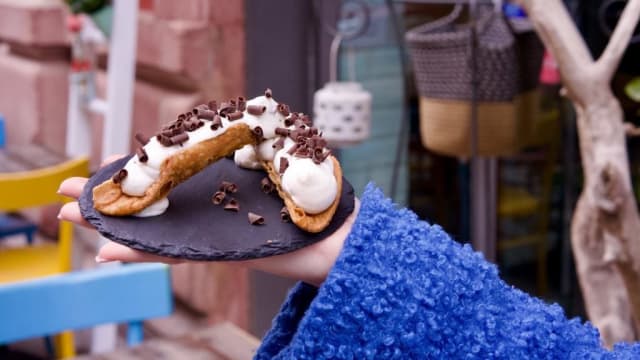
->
xmin=56 ymin=187 xmax=62 ymax=194
xmin=95 ymin=255 xmax=112 ymax=263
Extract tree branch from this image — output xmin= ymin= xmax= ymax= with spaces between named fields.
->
xmin=516 ymin=0 xmax=595 ymax=106
xmin=595 ymin=0 xmax=640 ymax=82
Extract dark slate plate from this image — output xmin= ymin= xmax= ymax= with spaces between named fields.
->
xmin=79 ymin=156 xmax=355 ymax=261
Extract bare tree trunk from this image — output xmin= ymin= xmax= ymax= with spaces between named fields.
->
xmin=517 ymin=0 xmax=640 ymax=347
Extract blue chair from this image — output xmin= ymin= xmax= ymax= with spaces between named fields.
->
xmin=0 ymin=263 xmax=173 ymax=357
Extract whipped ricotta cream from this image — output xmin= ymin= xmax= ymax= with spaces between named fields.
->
xmin=118 ymin=92 xmax=338 ymax=217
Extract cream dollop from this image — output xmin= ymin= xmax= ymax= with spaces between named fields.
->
xmin=133 ymin=197 xmax=169 ymax=217
xmin=281 ymin=158 xmax=337 ymax=214
xmin=234 ymin=144 xmax=262 ymax=170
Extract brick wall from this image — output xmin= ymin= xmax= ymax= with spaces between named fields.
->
xmin=0 ymin=0 xmax=248 ymax=330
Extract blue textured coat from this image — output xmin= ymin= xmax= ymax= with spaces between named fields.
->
xmin=255 ymin=185 xmax=640 ymax=359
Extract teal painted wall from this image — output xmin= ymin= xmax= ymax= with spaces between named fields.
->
xmin=337 ymin=2 xmax=408 ymax=205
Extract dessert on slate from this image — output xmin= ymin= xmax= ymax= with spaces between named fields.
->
xmin=92 ymin=89 xmax=342 ymax=233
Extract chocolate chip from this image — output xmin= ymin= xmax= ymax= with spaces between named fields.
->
xmin=224 ymin=198 xmax=239 ymax=212
xmin=212 ymin=191 xmax=226 ymax=205
xmin=227 ymin=111 xmax=244 ymax=121
xmin=277 ymin=103 xmax=290 ymax=117
xmin=136 ymin=147 xmax=148 ymax=162
xmin=279 ymin=157 xmax=289 ymax=174
xmin=248 ymin=212 xmax=265 ymax=225
xmin=265 ymin=88 xmax=273 ymax=98
xmin=260 ymin=177 xmax=274 ymax=193
xmin=134 ymin=133 xmax=149 ymax=145
xmin=112 ymin=169 xmax=127 ymax=184
xmin=220 ymin=181 xmax=238 ymax=193
xmin=211 ymin=115 xmax=223 ymax=130
xmin=247 ymin=105 xmax=266 ymax=116
xmin=280 ymin=206 xmax=291 ymax=222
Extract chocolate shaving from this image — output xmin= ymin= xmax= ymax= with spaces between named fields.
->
xmin=112 ymin=169 xmax=127 ymax=184
xmin=220 ymin=181 xmax=238 ymax=193
xmin=136 ymin=147 xmax=148 ymax=162
xmin=227 ymin=111 xmax=243 ymax=121
xmin=208 ymin=100 xmax=217 ymax=110
xmin=192 ymin=105 xmax=208 ymax=115
xmin=301 ymin=114 xmax=312 ymax=126
xmin=248 ymin=212 xmax=265 ymax=225
xmin=272 ymin=137 xmax=285 ymax=150
xmin=265 ymin=88 xmax=272 ymax=98
xmin=247 ymin=105 xmax=266 ymax=116
xmin=277 ymin=103 xmax=290 ymax=117
xmin=287 ymin=143 xmax=299 ymax=155
xmin=134 ymin=133 xmax=149 ymax=145
xmin=178 ymin=113 xmax=186 ymax=121
xmin=197 ymin=109 xmax=216 ymax=120
xmin=211 ymin=115 xmax=223 ymax=130
xmin=219 ymin=102 xmax=235 ymax=116
xmin=260 ymin=177 xmax=275 ymax=193
xmin=284 ymin=117 xmax=294 ymax=127
xmin=252 ymin=126 xmax=264 ymax=140
xmin=279 ymin=157 xmax=289 ymax=174
xmin=156 ymin=134 xmax=173 ymax=147
xmin=275 ymin=127 xmax=290 ymax=137
xmin=170 ymin=132 xmax=189 ymax=145
xmin=212 ymin=191 xmax=226 ymax=205
xmin=237 ymin=96 xmax=246 ymax=111
xmin=224 ymin=198 xmax=239 ymax=212
xmin=280 ymin=206 xmax=291 ymax=222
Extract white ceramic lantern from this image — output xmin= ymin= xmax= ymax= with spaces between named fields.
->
xmin=313 ymin=81 xmax=372 ymax=148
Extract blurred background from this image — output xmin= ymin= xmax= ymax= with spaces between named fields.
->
xmin=0 ymin=0 xmax=639 ymax=358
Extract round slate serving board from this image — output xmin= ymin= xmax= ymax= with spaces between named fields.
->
xmin=79 ymin=156 xmax=355 ymax=261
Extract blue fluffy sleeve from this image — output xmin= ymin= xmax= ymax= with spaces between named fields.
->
xmin=255 ymin=184 xmax=640 ymax=359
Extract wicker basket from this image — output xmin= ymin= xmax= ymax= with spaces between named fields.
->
xmin=405 ymin=6 xmax=518 ymax=102
xmin=406 ymin=7 xmax=543 ymax=157
xmin=419 ymin=90 xmax=539 ymax=158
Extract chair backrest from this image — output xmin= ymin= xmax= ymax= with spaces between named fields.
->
xmin=0 ymin=156 xmax=89 ymax=211
xmin=0 ymin=156 xmax=90 ymax=272
xmin=0 ymin=263 xmax=173 ymax=346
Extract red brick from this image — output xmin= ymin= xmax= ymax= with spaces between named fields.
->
xmin=153 ymin=0 xmax=211 ymax=21
xmin=0 ymin=0 xmax=68 ymax=46
xmin=90 ymin=71 xmax=204 ymax=166
xmin=137 ymin=11 xmax=213 ymax=80
xmin=208 ymin=0 xmax=244 ymax=26
xmin=0 ymin=51 xmax=68 ymax=152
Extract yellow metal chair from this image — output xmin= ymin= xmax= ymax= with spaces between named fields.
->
xmin=0 ymin=156 xmax=89 ymax=358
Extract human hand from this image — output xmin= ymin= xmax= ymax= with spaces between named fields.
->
xmin=58 ymin=155 xmax=359 ymax=287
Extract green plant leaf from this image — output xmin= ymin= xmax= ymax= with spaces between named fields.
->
xmin=625 ymin=77 xmax=640 ymax=102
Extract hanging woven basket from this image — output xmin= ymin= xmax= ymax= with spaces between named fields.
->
xmin=405 ymin=6 xmax=542 ymax=157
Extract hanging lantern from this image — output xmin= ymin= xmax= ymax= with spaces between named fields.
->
xmin=313 ymin=81 xmax=371 ymax=148
xmin=313 ymin=0 xmax=371 ymax=148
